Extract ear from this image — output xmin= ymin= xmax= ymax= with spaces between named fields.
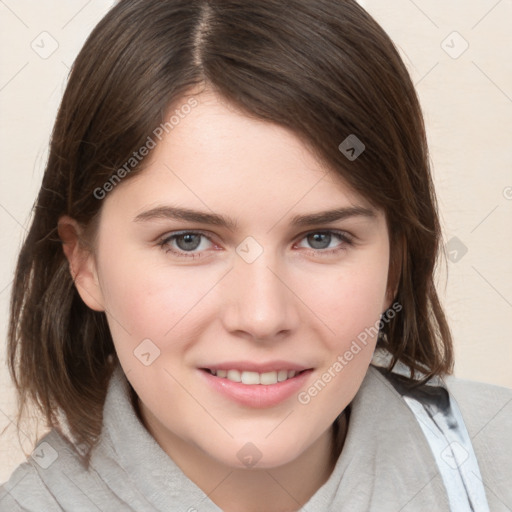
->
xmin=58 ymin=215 xmax=105 ymax=312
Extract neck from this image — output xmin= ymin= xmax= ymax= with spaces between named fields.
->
xmin=135 ymin=392 xmax=349 ymax=512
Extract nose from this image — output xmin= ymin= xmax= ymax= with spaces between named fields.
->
xmin=221 ymin=248 xmax=299 ymax=342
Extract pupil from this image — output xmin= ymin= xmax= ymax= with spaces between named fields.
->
xmin=178 ymin=234 xmax=201 ymax=251
xmin=308 ymin=232 xmax=330 ymax=249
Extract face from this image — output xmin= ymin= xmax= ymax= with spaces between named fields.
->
xmin=72 ymin=90 xmax=391 ymax=470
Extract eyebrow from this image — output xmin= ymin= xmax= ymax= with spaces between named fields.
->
xmin=133 ymin=204 xmax=377 ymax=231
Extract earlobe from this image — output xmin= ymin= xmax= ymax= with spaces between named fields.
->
xmin=58 ymin=215 xmax=105 ymax=312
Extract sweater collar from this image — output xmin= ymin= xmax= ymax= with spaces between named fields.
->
xmin=98 ymin=355 xmax=449 ymax=511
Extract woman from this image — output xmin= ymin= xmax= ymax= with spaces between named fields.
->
xmin=1 ymin=0 xmax=510 ymax=511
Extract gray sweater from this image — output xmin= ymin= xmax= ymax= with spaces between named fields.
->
xmin=1 ymin=360 xmax=511 ymax=511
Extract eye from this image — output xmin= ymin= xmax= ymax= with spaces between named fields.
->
xmin=295 ymin=230 xmax=354 ymax=256
xmin=158 ymin=231 xmax=215 ymax=259
xmin=158 ymin=229 xmax=354 ymax=260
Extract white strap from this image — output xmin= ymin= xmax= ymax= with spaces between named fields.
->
xmin=403 ymin=393 xmax=489 ymax=512
xmin=372 ymin=350 xmax=489 ymax=511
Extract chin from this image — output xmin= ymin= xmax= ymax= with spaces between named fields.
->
xmin=208 ymin=438 xmax=308 ymax=471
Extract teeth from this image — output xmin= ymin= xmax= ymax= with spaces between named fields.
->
xmin=278 ymin=370 xmax=289 ymax=382
xmin=227 ymin=369 xmax=241 ymax=382
xmin=208 ymin=369 xmax=300 ymax=385
xmin=242 ymin=371 xmax=261 ymax=385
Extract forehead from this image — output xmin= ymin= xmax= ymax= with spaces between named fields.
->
xmin=103 ymin=90 xmax=383 ymax=225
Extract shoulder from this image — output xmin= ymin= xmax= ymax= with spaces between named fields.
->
xmin=0 ymin=461 xmax=49 ymax=511
xmin=369 ymin=351 xmax=512 ymax=433
xmin=368 ymin=363 xmax=512 ymax=509
xmin=0 ymin=429 xmax=62 ymax=511
xmin=0 ymin=428 xmax=103 ymax=511
xmin=443 ymin=375 xmax=512 ymax=508
xmin=443 ymin=374 xmax=512 ymax=435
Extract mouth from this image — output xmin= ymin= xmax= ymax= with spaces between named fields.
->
xmin=199 ymin=366 xmax=314 ymax=408
xmin=200 ymin=368 xmax=310 ymax=385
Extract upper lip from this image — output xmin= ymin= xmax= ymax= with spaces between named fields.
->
xmin=200 ymin=360 xmax=312 ymax=373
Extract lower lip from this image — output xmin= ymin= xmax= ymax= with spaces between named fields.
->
xmin=199 ymin=369 xmax=313 ymax=408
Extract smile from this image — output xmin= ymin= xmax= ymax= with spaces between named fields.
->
xmin=203 ymin=368 xmax=308 ymax=385
xmin=199 ymin=367 xmax=314 ymax=408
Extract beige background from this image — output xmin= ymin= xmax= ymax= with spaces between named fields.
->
xmin=1 ymin=0 xmax=511 ymax=484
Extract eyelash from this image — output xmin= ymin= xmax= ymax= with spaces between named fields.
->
xmin=158 ymin=230 xmax=354 ymax=259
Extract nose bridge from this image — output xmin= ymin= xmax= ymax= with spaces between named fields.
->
xmin=223 ymin=237 xmax=296 ymax=338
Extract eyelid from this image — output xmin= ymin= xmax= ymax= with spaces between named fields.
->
xmin=293 ymin=227 xmax=355 ymax=243
xmin=293 ymin=229 xmax=355 ymax=253
xmin=158 ymin=229 xmax=219 ymax=250
xmin=158 ymin=228 xmax=355 ymax=259
xmin=158 ymin=227 xmax=355 ymax=243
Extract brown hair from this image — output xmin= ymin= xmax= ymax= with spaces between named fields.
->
xmin=7 ymin=0 xmax=453 ymax=468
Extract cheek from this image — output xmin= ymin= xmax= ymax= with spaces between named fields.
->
xmin=95 ymin=237 xmax=221 ymax=356
xmin=295 ymin=264 xmax=389 ymax=417
xmin=295 ymin=255 xmax=389 ymax=343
